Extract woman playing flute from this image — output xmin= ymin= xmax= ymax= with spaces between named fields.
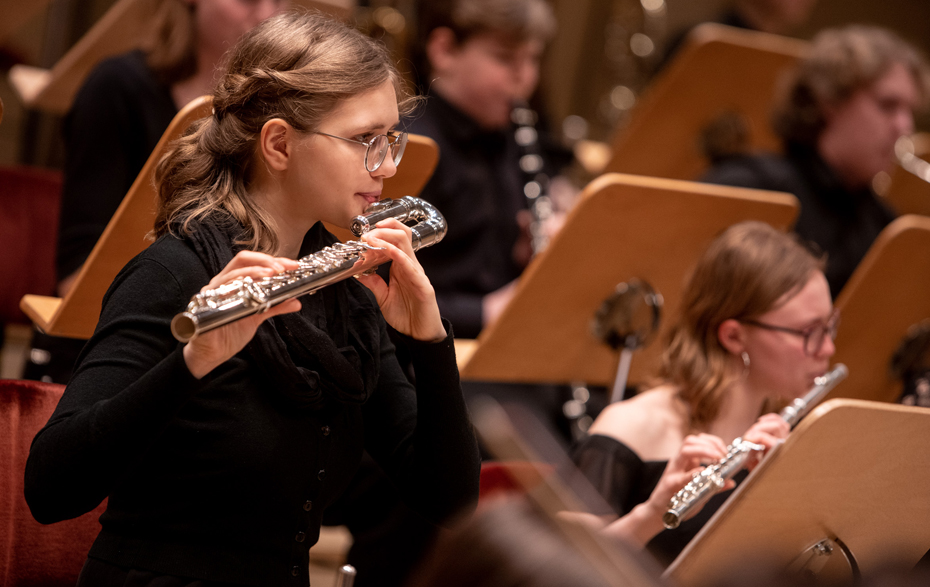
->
xmin=572 ymin=221 xmax=838 ymax=565
xmin=25 ymin=11 xmax=480 ymax=586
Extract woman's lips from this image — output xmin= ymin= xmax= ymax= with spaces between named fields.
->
xmin=356 ymin=192 xmax=381 ymax=205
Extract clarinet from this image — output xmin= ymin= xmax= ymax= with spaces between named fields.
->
xmin=170 ymin=197 xmax=446 ymax=342
xmin=513 ymin=104 xmax=594 ymax=437
xmin=662 ymin=364 xmax=849 ymax=530
xmin=512 ymin=101 xmax=555 ymax=254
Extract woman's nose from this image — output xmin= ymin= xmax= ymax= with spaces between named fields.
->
xmin=818 ymin=333 xmax=836 ymax=358
xmin=371 ymin=152 xmax=398 ymax=179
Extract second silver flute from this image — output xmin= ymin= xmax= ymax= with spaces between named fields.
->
xmin=171 ymin=196 xmax=446 ymax=342
xmin=662 ymin=363 xmax=849 ymax=530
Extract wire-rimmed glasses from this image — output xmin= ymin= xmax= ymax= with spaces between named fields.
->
xmin=314 ymin=130 xmax=408 ymax=172
xmin=741 ymin=309 xmax=841 ymax=356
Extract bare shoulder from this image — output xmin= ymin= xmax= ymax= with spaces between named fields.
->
xmin=587 ymin=384 xmax=686 ymax=461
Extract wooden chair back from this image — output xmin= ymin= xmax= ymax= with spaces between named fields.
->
xmin=20 ymin=95 xmax=212 ymax=338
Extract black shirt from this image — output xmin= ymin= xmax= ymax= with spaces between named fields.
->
xmin=25 ymin=225 xmax=480 ymax=586
xmin=702 ymin=143 xmax=896 ymax=297
xmin=56 ymin=50 xmax=177 ymax=281
xmin=405 ymin=93 xmax=529 ymax=338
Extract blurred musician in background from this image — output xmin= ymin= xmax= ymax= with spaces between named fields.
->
xmin=571 ymin=222 xmax=837 ymax=566
xmin=404 ymin=0 xmax=585 ymax=440
xmin=24 ymin=0 xmax=286 ymax=384
xmin=703 ymin=26 xmax=930 ymax=297
xmin=407 ymin=0 xmax=570 ymax=338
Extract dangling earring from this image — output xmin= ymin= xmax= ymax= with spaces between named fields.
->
xmin=741 ymin=351 xmax=751 ymax=377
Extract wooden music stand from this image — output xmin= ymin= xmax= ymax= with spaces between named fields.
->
xmin=459 ymin=173 xmax=798 ymax=386
xmin=601 ymin=23 xmax=807 ymax=181
xmin=828 ymin=215 xmax=930 ymax=404
xmin=7 ymin=0 xmax=355 ymax=114
xmin=19 ymin=91 xmax=438 ymax=339
xmin=665 ymin=398 xmax=930 ymax=587
xmin=884 ymin=133 xmax=930 ymax=217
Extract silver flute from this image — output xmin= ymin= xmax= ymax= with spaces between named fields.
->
xmin=170 ymin=196 xmax=446 ymax=342
xmin=662 ymin=363 xmax=849 ymax=529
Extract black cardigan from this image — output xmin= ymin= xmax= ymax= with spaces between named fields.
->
xmin=25 ymin=229 xmax=480 ymax=586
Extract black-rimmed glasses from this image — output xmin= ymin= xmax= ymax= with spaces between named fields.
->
xmin=741 ymin=309 xmax=841 ymax=356
xmin=314 ymin=130 xmax=408 ymax=172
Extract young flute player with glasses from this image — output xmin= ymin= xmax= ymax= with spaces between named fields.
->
xmin=24 ymin=11 xmax=480 ymax=587
xmin=570 ymin=222 xmax=839 ymax=567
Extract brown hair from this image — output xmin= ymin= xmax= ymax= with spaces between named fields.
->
xmin=153 ymin=10 xmax=415 ymax=253
xmin=144 ymin=0 xmax=198 ymax=87
xmin=773 ymin=25 xmax=930 ymax=146
xmin=413 ymin=0 xmax=556 ymax=86
xmin=660 ymin=222 xmax=824 ymax=430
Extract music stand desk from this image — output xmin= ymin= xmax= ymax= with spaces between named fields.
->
xmin=666 ymin=398 xmax=930 ymax=587
xmin=603 ymin=23 xmax=807 ymax=181
xmin=460 ymin=173 xmax=798 ymax=386
xmin=831 ymin=215 xmax=930 ymax=403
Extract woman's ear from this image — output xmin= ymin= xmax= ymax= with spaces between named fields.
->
xmin=259 ymin=118 xmax=292 ymax=172
xmin=717 ymin=319 xmax=747 ymax=355
xmin=425 ymin=27 xmax=458 ymax=75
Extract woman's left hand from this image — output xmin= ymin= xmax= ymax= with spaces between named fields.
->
xmin=355 ymin=218 xmax=446 ymax=342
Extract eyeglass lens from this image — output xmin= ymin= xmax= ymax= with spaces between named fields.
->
xmin=365 ymin=133 xmax=407 ymax=172
xmin=805 ymin=315 xmax=840 ymax=355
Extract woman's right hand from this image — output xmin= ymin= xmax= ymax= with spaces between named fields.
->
xmin=644 ymin=433 xmax=732 ymax=521
xmin=182 ymin=251 xmax=301 ymax=379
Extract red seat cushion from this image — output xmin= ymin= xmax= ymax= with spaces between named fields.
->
xmin=479 ymin=461 xmax=554 ymax=505
xmin=0 ymin=379 xmax=105 ymax=586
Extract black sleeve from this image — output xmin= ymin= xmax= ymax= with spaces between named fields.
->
xmin=24 ymin=256 xmax=207 ymax=524
xmin=434 ymin=292 xmax=483 ymax=340
xmin=360 ymin=319 xmax=480 ymax=526
xmin=570 ymin=434 xmax=645 ymax=517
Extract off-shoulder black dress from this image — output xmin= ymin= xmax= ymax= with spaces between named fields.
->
xmin=571 ymin=433 xmax=744 ymax=567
